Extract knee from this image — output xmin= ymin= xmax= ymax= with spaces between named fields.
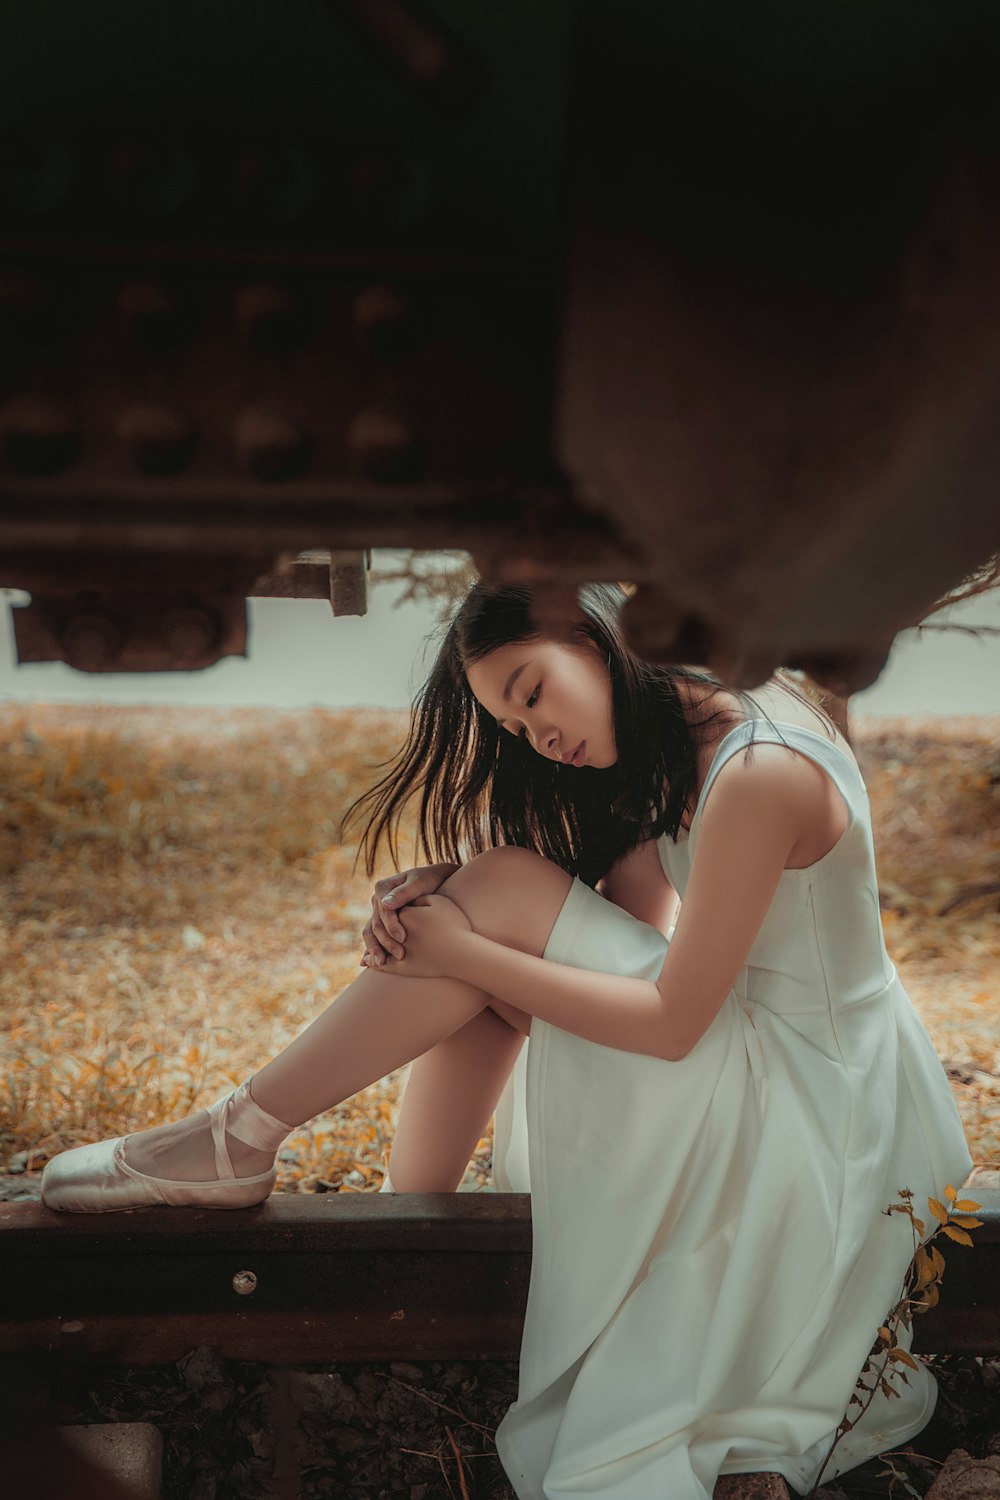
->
xmin=440 ymin=846 xmax=554 ymax=901
xmin=437 ymin=846 xmax=573 ymax=955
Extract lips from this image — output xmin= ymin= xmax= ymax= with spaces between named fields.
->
xmin=565 ymin=741 xmax=585 ymax=767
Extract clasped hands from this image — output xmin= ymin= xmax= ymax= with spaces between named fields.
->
xmin=361 ymin=863 xmax=472 ymax=978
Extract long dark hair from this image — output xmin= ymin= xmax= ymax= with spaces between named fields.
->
xmin=342 ymin=582 xmax=836 ymax=889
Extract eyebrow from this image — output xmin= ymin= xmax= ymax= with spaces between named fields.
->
xmin=496 ymin=660 xmax=531 ymax=726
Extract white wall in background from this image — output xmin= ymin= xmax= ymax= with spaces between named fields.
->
xmin=1 ymin=555 xmax=998 ymax=716
xmin=849 ymin=589 xmax=1000 ymax=716
xmin=0 ymin=557 xmax=447 ymax=711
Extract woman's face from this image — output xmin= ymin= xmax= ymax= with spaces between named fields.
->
xmin=465 ymin=635 xmax=617 ymax=768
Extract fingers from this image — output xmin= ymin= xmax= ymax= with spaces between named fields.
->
xmin=382 ymin=866 xmax=449 ymax=910
xmin=378 ymin=898 xmax=407 ymax=946
xmin=363 ymin=875 xmax=407 ymax=966
xmin=364 ymin=863 xmax=452 ymax=968
xmin=376 ymin=895 xmax=407 ymax=956
xmin=362 ymin=913 xmax=402 ymax=967
xmin=372 ymin=909 xmax=406 ymax=964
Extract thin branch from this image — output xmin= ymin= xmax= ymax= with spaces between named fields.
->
xmin=909 ymin=623 xmax=1000 ymax=638
xmin=915 ymin=554 xmax=1000 ymax=621
xmin=445 ymin=1426 xmax=472 ymax=1500
xmin=374 ymin=1371 xmax=494 ymax=1438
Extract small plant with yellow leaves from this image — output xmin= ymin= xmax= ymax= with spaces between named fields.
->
xmin=805 ymin=1182 xmax=984 ymax=1500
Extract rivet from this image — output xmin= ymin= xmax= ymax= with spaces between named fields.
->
xmin=159 ymin=604 xmax=222 ymax=662
xmin=117 ymin=405 xmax=198 ymax=475
xmin=235 ymin=406 xmax=311 ymax=481
xmin=60 ymin=612 xmax=124 ymax=673
xmin=235 ymin=282 xmax=309 ymax=354
xmin=0 ymin=399 xmax=77 ymax=474
xmin=350 ymin=151 xmax=429 ymax=231
xmin=349 ymin=407 xmax=425 ymax=483
xmin=106 ymin=139 xmax=197 ymax=216
xmin=232 ymin=1270 xmax=258 ymax=1297
xmin=230 ymin=146 xmax=316 ymax=224
xmin=352 ymin=284 xmax=423 ymax=358
xmin=117 ymin=280 xmax=188 ymax=350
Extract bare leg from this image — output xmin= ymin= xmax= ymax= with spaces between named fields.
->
xmin=122 ymin=848 xmax=567 ymax=1182
xmin=385 ymin=1007 xmax=527 ymax=1191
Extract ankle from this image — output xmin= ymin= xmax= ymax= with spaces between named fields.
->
xmin=225 ymin=1131 xmax=276 ymax=1177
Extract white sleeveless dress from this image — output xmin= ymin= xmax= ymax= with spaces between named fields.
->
xmin=490 ymin=717 xmax=975 ymax=1500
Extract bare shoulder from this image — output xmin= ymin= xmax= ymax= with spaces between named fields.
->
xmin=742 ymin=678 xmax=857 ymax=771
xmin=704 ymin=740 xmax=814 ymax=822
xmin=677 ymin=674 xmax=857 ymax=869
xmin=704 ymin=719 xmax=852 ymax=869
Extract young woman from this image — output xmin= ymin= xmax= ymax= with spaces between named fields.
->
xmin=41 ymin=582 xmax=974 ymax=1500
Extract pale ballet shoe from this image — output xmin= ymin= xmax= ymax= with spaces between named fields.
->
xmin=378 ymin=1169 xmax=397 ymax=1194
xmin=40 ymin=1077 xmax=295 ymax=1213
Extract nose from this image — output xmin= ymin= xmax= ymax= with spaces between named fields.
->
xmin=523 ymin=714 xmax=561 ymax=760
xmin=524 ymin=722 xmax=558 ymax=757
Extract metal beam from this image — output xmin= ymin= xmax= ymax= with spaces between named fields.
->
xmin=2 ymin=1177 xmax=997 ymax=1365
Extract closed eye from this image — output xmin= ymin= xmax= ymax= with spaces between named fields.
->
xmin=517 ymin=684 xmax=541 ymax=738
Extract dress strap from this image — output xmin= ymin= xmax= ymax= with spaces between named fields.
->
xmin=691 ymin=718 xmax=865 ymax=838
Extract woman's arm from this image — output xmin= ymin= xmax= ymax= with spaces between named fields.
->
xmin=598 ymin=836 xmax=680 ymax=936
xmin=402 ymin=748 xmax=803 ymax=1061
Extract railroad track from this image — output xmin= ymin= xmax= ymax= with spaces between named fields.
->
xmin=2 ymin=1168 xmax=999 ymax=1365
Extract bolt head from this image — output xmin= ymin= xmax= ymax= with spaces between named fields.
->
xmin=352 ymin=283 xmax=424 ymax=358
xmin=117 ymin=405 xmax=198 ymax=475
xmin=60 ymin=612 xmax=123 ymax=672
xmin=235 ymin=282 xmax=310 ymax=355
xmin=349 ymin=408 xmax=425 ymax=483
xmin=235 ymin=407 xmax=312 ymax=481
xmin=1 ymin=399 xmax=77 ymax=474
xmin=117 ymin=280 xmax=189 ymax=350
xmin=160 ymin=605 xmax=221 ymax=662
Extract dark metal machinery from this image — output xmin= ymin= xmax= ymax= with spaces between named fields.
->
xmin=2 ymin=1 xmax=1000 ymax=694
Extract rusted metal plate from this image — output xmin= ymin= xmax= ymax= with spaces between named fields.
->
xmin=0 ymin=1195 xmax=532 ymax=1364
xmin=0 ymin=1308 xmax=528 ymax=1367
xmin=249 ymin=549 xmax=371 ymax=616
xmin=12 ymin=586 xmax=249 ymax=673
xmin=1 ymin=1184 xmax=998 ymax=1365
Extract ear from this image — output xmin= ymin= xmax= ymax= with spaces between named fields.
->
xmin=570 ymin=625 xmax=607 ymax=661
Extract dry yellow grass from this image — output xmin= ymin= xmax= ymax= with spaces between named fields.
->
xmin=853 ymin=715 xmax=1000 ymax=1163
xmin=0 ymin=703 xmax=428 ymax=1192
xmin=1 ymin=703 xmax=997 ymax=1190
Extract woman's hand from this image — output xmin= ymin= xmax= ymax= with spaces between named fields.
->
xmin=361 ymin=862 xmax=460 ymax=968
xmin=378 ymin=894 xmax=473 ymax=979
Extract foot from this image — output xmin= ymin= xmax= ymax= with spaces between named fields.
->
xmin=121 ymin=1111 xmax=277 ymax=1181
xmin=40 ymin=1078 xmax=294 ymax=1212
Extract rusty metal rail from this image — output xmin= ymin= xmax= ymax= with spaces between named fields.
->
xmin=0 ymin=1193 xmax=531 ymax=1365
xmin=1 ymin=1171 xmax=999 ymax=1366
